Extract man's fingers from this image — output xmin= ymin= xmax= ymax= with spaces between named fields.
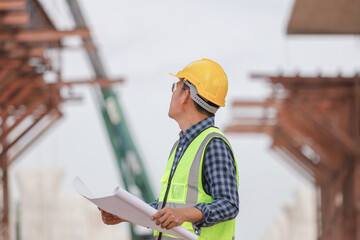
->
xmin=102 ymin=215 xmax=123 ymax=225
xmin=157 ymin=210 xmax=172 ymax=227
xmin=102 ymin=211 xmax=116 ymax=217
xmin=161 ymin=216 xmax=173 ymax=229
xmin=166 ymin=222 xmax=177 ymax=230
xmin=151 ymin=212 xmax=159 ymax=221
xmin=151 ymin=208 xmax=165 ymax=221
xmin=103 ymin=219 xmax=118 ymax=225
xmin=98 ymin=207 xmax=127 ymax=225
xmin=155 ymin=213 xmax=164 ymax=225
xmin=103 ymin=216 xmax=117 ymax=221
xmin=151 ymin=207 xmax=184 ymax=229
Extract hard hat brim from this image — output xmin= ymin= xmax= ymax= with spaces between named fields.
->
xmin=169 ymin=73 xmax=180 ymax=79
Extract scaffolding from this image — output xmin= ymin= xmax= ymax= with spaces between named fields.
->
xmin=0 ymin=1 xmax=122 ymax=239
xmin=225 ymin=73 xmax=360 ymax=239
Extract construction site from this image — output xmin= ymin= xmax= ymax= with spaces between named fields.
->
xmin=0 ymin=0 xmax=359 ymax=240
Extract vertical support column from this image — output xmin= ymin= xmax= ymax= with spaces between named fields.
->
xmin=0 ymin=111 xmax=10 ymax=240
xmin=319 ymin=183 xmax=329 ymax=240
xmin=332 ymin=169 xmax=346 ymax=240
xmin=0 ymin=157 xmax=10 ymax=240
xmin=319 ymin=168 xmax=349 ymax=240
xmin=351 ymin=79 xmax=360 ymax=240
xmin=354 ymin=159 xmax=360 ymax=240
xmin=3 ymin=168 xmax=9 ymax=240
xmin=342 ymin=160 xmax=356 ymax=240
xmin=355 ymin=79 xmax=360 ymax=140
xmin=16 ymin=169 xmax=64 ymax=240
xmin=0 ymin=165 xmax=3 ymax=240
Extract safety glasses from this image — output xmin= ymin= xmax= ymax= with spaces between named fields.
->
xmin=171 ymin=82 xmax=177 ymax=93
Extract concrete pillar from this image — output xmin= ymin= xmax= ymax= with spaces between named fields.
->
xmin=15 ymin=169 xmax=63 ymax=240
xmin=262 ymin=188 xmax=317 ymax=240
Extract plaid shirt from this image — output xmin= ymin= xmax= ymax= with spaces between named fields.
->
xmin=150 ymin=117 xmax=239 ymax=233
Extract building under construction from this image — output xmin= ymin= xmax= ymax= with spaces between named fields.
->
xmin=1 ymin=0 xmax=359 ymax=239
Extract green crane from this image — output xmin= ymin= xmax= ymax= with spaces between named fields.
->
xmin=66 ymin=1 xmax=155 ymax=239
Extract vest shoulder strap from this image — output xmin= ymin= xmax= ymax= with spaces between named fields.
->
xmin=186 ymin=130 xmax=234 ymax=204
xmin=168 ymin=140 xmax=179 ymax=160
xmin=201 ymin=134 xmax=235 ymax=195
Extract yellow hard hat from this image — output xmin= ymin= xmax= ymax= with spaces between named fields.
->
xmin=169 ymin=58 xmax=228 ymax=107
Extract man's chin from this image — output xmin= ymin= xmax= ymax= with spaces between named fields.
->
xmin=168 ymin=112 xmax=174 ymax=119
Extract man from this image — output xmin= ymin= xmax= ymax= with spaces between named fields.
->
xmin=100 ymin=58 xmax=239 ymax=240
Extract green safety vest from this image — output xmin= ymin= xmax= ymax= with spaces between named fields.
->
xmin=154 ymin=127 xmax=239 ymax=240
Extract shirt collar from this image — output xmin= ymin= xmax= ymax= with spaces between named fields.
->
xmin=179 ymin=116 xmax=215 ymax=141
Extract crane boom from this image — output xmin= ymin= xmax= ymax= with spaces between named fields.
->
xmin=65 ymin=1 xmax=155 ymax=239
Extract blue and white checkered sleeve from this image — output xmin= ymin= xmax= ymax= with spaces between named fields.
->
xmin=149 ymin=199 xmax=159 ymax=209
xmin=193 ymin=138 xmax=239 ymax=228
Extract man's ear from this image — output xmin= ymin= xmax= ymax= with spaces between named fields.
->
xmin=181 ymin=90 xmax=191 ymax=105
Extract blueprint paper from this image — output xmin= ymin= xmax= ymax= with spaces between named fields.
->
xmin=73 ymin=177 xmax=198 ymax=240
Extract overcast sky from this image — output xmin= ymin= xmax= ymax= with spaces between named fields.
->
xmin=10 ymin=0 xmax=360 ymax=239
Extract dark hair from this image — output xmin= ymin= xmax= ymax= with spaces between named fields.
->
xmin=181 ymin=80 xmax=216 ymax=117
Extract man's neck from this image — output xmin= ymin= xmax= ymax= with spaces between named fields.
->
xmin=177 ymin=114 xmax=209 ymax=132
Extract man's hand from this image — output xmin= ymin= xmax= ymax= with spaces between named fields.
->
xmin=151 ymin=206 xmax=203 ymax=230
xmin=98 ymin=207 xmax=127 ymax=225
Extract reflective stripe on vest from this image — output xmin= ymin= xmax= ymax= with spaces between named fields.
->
xmin=154 ymin=127 xmax=238 ymax=240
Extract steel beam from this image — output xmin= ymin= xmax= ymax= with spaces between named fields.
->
xmin=0 ymin=59 xmax=22 ymax=68
xmin=252 ymin=73 xmax=360 ymax=84
xmin=0 ymin=77 xmax=123 ymax=113
xmin=0 ymin=68 xmax=11 ymax=85
xmin=0 ymin=29 xmax=90 ymax=43
xmin=0 ymin=0 xmax=25 ymax=11
xmin=31 ymin=0 xmax=56 ymax=29
xmin=51 ymin=78 xmax=125 ymax=87
xmin=0 ymin=12 xmax=28 ymax=25
xmin=279 ymin=109 xmax=344 ymax=171
xmin=0 ymin=78 xmax=43 ymax=120
xmin=0 ymin=61 xmax=31 ymax=99
xmin=224 ymin=124 xmax=274 ymax=135
xmin=272 ymin=129 xmax=327 ymax=181
xmin=1 ymin=92 xmax=53 ymax=139
xmin=299 ymin=104 xmax=360 ymax=157
xmin=1 ymin=105 xmax=60 ymax=165
xmin=6 ymin=109 xmax=62 ymax=166
xmin=0 ymin=76 xmax=27 ymax=106
xmin=0 ymin=46 xmax=46 ymax=58
xmin=278 ymin=119 xmax=331 ymax=173
xmin=231 ymin=99 xmax=283 ymax=108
